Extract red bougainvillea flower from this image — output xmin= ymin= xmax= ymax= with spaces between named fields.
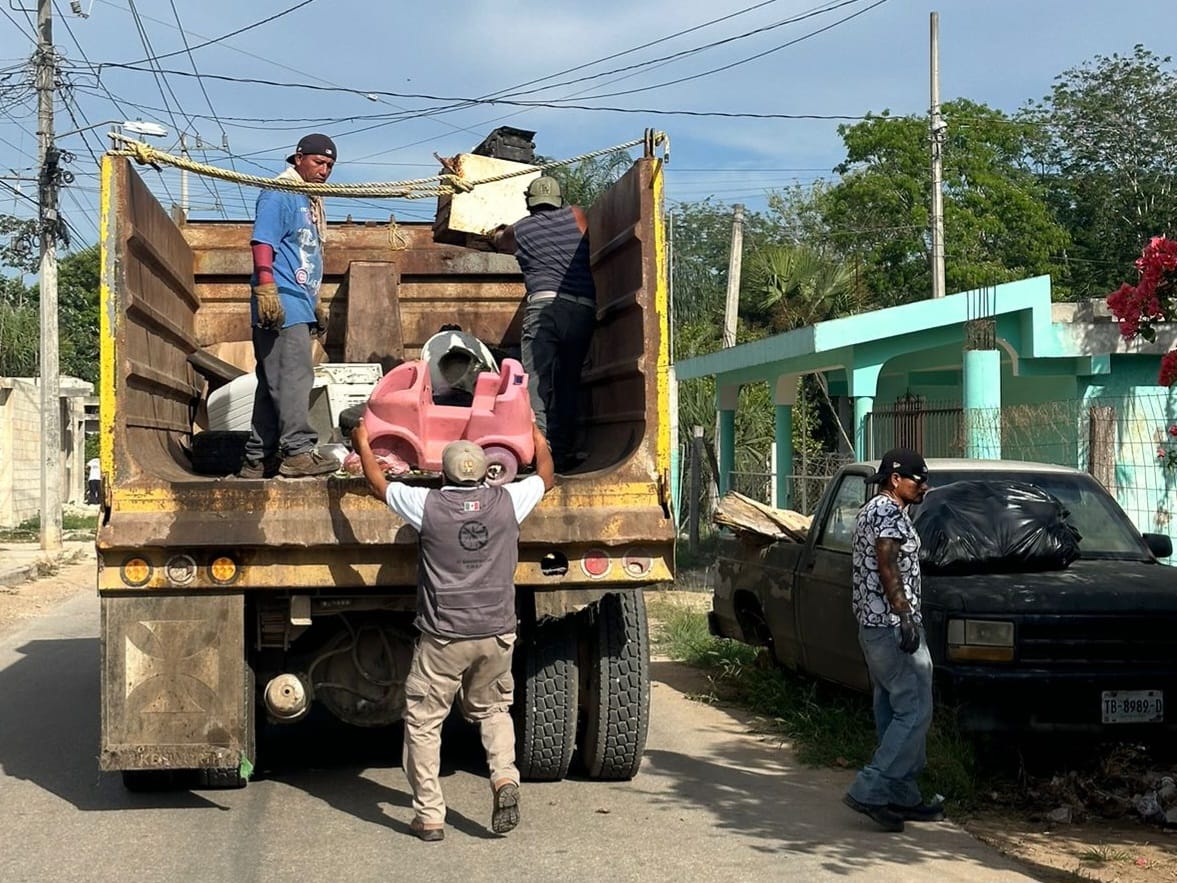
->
xmin=1160 ymin=349 xmax=1177 ymax=387
xmin=1168 ymin=425 xmax=1177 ymax=437
xmin=1108 ymin=236 xmax=1177 ymax=343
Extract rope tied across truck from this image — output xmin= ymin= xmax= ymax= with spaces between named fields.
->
xmin=106 ymin=130 xmax=669 ymax=200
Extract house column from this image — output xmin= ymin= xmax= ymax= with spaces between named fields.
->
xmin=849 ymin=364 xmax=884 ymax=461
xmin=963 ymin=349 xmax=1001 ymax=458
xmin=774 ymin=375 xmax=798 ymax=509
xmin=717 ymin=385 xmax=738 ymax=495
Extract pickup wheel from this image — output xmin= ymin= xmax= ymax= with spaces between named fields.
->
xmin=579 ymin=590 xmax=650 ymax=781
xmin=513 ymin=607 xmax=579 ymax=781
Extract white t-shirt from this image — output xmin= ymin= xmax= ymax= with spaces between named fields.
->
xmin=384 ymin=474 xmax=546 ymax=531
xmin=87 ymin=458 xmax=100 ymax=481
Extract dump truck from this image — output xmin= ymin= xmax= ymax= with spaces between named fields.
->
xmin=95 ymin=142 xmax=674 ymax=788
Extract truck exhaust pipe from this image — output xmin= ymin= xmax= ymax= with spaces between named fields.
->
xmin=264 ymin=673 xmax=311 ymax=722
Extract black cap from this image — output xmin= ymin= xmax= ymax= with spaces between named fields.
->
xmin=870 ymin=447 xmax=929 ymax=484
xmin=287 ymin=133 xmax=337 ymax=165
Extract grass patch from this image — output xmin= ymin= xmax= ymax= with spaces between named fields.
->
xmin=1077 ymin=846 xmax=1131 ymax=865
xmin=0 ymin=513 xmax=98 ymax=542
xmin=648 ymin=597 xmax=979 ymax=805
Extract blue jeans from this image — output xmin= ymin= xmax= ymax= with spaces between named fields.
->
xmin=848 ymin=624 xmax=934 ymax=808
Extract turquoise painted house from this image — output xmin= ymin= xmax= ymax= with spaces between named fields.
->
xmin=675 ymin=276 xmax=1177 ymax=552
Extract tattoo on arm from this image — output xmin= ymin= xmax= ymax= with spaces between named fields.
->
xmin=875 ymin=538 xmax=911 ymax=615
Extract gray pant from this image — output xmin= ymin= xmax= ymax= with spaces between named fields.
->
xmin=520 ymin=294 xmax=595 ymax=462
xmin=244 ymin=323 xmax=317 ymax=462
xmin=403 ymin=632 xmax=518 ymax=825
xmin=848 ymin=624 xmax=934 ymax=808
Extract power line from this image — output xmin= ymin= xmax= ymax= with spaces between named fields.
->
xmin=122 ymin=0 xmax=318 ymax=67
xmin=566 ymin=0 xmax=891 ymax=102
xmin=167 ymin=0 xmax=242 ymax=216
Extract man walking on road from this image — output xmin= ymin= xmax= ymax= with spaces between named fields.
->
xmin=238 ymin=133 xmax=338 ymax=479
xmin=351 ymin=421 xmax=555 ymax=840
xmin=843 ymin=447 xmax=945 ymax=833
xmin=488 ymin=176 xmax=596 ymax=472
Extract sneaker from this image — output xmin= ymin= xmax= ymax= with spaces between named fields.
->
xmin=279 ymin=450 xmax=339 ymax=478
xmin=888 ymin=799 xmax=946 ymax=822
xmin=409 ymin=818 xmax=444 ymax=842
xmin=491 ymin=780 xmax=520 ymax=834
xmin=842 ymin=793 xmax=905 ymax=832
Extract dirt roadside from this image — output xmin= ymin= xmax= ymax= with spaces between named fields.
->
xmin=0 ymin=554 xmax=96 ymax=632
xmin=647 ymin=590 xmax=1177 ymax=883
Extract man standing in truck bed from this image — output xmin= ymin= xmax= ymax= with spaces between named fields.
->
xmin=489 ymin=176 xmax=595 ymax=472
xmin=238 ymin=133 xmax=338 ymax=479
xmin=351 ymin=421 xmax=555 ymax=840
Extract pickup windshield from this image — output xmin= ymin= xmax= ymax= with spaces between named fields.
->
xmin=927 ymin=471 xmax=1150 ymax=561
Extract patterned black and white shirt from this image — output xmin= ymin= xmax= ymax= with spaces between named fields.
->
xmin=851 ymin=494 xmax=922 ymax=627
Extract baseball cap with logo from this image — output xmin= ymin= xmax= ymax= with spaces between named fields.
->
xmin=869 ymin=447 xmax=929 ymax=484
xmin=287 ymin=133 xmax=338 ymax=165
xmin=525 ymin=176 xmax=562 ymax=209
xmin=442 ymin=440 xmax=488 ymax=486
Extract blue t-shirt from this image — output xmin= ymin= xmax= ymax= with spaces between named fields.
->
xmin=250 ymin=189 xmax=322 ymax=328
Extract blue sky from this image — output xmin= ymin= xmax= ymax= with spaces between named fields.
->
xmin=0 ymin=0 xmax=1174 ymax=256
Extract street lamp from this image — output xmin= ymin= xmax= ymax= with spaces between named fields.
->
xmin=55 ymin=119 xmax=169 ymax=140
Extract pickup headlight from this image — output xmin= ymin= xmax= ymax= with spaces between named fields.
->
xmin=946 ymin=618 xmax=1014 ymax=662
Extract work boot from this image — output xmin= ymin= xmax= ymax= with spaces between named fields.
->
xmin=279 ymin=449 xmax=339 ymax=478
xmin=888 ymin=798 xmax=946 ymax=822
xmin=235 ymin=454 xmax=280 ymax=479
xmin=491 ymin=780 xmax=520 ymax=834
xmin=409 ymin=818 xmax=444 ymax=842
xmin=842 ymin=793 xmax=904 ymax=832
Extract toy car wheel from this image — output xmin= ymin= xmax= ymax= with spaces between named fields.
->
xmin=483 ymin=445 xmax=519 ymax=486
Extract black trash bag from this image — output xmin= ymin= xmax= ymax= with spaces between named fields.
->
xmin=914 ymin=480 xmax=1082 ymax=574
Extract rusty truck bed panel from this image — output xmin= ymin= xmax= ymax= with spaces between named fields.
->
xmin=99 ymin=156 xmax=673 ymax=591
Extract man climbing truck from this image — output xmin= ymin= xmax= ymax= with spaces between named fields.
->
xmin=95 ymin=132 xmax=673 ymax=788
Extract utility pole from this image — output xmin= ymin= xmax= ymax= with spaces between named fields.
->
xmin=929 ymin=10 xmax=946 ymax=299
xmin=178 ymin=131 xmax=189 ymax=219
xmin=36 ymin=0 xmax=62 ymax=550
xmin=721 ymin=203 xmax=745 ymax=347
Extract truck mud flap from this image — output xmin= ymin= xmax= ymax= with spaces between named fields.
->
xmin=100 ymin=594 xmax=252 ymax=774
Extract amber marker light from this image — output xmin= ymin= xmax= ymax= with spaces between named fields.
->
xmin=121 ymin=556 xmax=152 ymax=587
xmin=209 ymin=555 xmax=239 ymax=585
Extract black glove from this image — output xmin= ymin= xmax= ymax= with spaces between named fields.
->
xmin=897 ymin=612 xmax=921 ymax=654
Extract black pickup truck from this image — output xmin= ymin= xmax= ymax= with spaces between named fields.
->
xmin=710 ymin=459 xmax=1177 ymax=737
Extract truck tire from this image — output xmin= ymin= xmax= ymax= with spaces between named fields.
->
xmin=513 ymin=612 xmax=579 ymax=781
xmin=580 ymin=590 xmax=650 ymax=781
xmin=189 ymin=430 xmax=250 ymax=476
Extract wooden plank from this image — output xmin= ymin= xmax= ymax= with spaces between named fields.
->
xmin=341 ymin=261 xmax=404 ymax=371
xmin=713 ymin=490 xmax=812 ymax=543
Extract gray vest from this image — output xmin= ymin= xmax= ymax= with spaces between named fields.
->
xmin=514 ymin=207 xmax=596 ymax=300
xmin=416 ymin=486 xmax=519 ymax=639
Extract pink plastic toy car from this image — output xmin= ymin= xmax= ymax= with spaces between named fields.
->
xmin=357 ymin=357 xmax=535 ymax=485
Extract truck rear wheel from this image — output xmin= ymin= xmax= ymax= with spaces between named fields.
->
xmin=513 ymin=611 xmax=579 ymax=781
xmin=579 ymin=590 xmax=650 ymax=780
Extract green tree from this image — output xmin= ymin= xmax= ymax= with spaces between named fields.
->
xmin=0 ymin=214 xmax=38 ymax=275
xmin=1026 ymin=46 xmax=1177 ymax=299
xmin=743 ymin=242 xmax=866 ymax=333
xmin=543 ymin=149 xmax=634 ymax=208
xmin=822 ymin=100 xmax=1069 ymax=304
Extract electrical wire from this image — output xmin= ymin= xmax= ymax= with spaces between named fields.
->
xmin=167 ymin=0 xmax=244 ymax=216
xmin=122 ymin=0 xmax=318 ymax=67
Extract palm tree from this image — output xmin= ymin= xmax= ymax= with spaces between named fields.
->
xmin=746 ymin=243 xmax=867 ymax=332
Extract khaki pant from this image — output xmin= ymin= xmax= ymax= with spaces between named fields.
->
xmin=403 ymin=632 xmax=518 ymax=825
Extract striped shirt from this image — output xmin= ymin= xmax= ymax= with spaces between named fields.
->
xmin=513 ymin=207 xmax=596 ymax=300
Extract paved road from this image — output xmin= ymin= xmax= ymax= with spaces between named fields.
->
xmin=0 ymin=567 xmax=1039 ymax=883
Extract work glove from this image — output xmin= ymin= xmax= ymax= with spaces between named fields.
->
xmin=314 ymin=299 xmax=330 ymax=339
xmin=897 ymin=612 xmax=921 ymax=655
xmin=253 ymin=283 xmax=284 ymax=330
